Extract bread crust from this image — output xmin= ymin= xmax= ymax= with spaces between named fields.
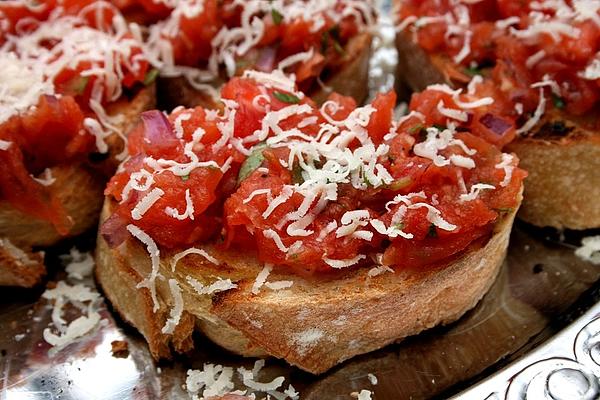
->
xmin=395 ymin=24 xmax=600 ymax=229
xmin=95 ymin=190 xmax=521 ymax=374
xmin=156 ymin=33 xmax=372 ymax=110
xmin=0 ymin=85 xmax=155 ymax=287
xmin=0 ymin=238 xmax=45 ymax=287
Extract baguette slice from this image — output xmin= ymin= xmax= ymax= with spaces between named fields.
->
xmin=157 ymin=33 xmax=372 ymax=110
xmin=95 ymin=189 xmax=521 ymax=374
xmin=0 ymin=85 xmax=155 ymax=287
xmin=395 ymin=28 xmax=600 ymax=230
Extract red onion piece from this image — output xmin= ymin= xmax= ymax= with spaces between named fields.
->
xmin=100 ymin=212 xmax=129 ymax=249
xmin=255 ymin=46 xmax=277 ymax=72
xmin=140 ymin=110 xmax=181 ymax=156
xmin=141 ymin=110 xmax=178 ymax=144
xmin=479 ymin=113 xmax=512 ymax=136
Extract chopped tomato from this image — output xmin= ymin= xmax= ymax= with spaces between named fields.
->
xmin=104 ymin=76 xmax=526 ymax=274
xmin=367 ymin=91 xmax=396 ymax=144
xmin=399 ymin=0 xmax=600 ymax=116
xmin=0 ymin=0 xmax=150 ymax=232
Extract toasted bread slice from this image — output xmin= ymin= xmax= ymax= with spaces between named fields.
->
xmin=157 ymin=33 xmax=372 ymax=110
xmin=95 ymin=189 xmax=521 ymax=374
xmin=0 ymin=85 xmax=155 ymax=287
xmin=395 ymin=28 xmax=600 ymax=230
xmin=0 ymin=238 xmax=45 ymax=288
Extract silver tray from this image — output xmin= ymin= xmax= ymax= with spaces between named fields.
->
xmin=1 ymin=223 xmax=599 ymax=400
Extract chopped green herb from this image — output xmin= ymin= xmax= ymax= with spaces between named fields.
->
xmin=388 ymin=177 xmax=412 ymax=191
xmin=69 ymin=76 xmax=89 ymax=95
xmin=143 ymin=68 xmax=159 ymax=86
xmin=237 ymin=143 xmax=267 ymax=184
xmin=273 ymin=91 xmax=300 ymax=104
xmin=495 ymin=207 xmax=513 ymax=214
xmin=271 ymin=8 xmax=283 ymax=25
xmin=408 ymin=123 xmax=424 ymax=134
xmin=433 ymin=124 xmax=446 ymax=131
xmin=552 ymin=94 xmax=565 ymax=109
xmin=321 ymin=25 xmax=345 ymax=55
xmin=393 ymin=222 xmax=405 ymax=231
xmin=427 ymin=224 xmax=438 ymax=238
xmin=464 ymin=65 xmax=482 ymax=77
xmin=181 ymin=174 xmax=190 ymax=181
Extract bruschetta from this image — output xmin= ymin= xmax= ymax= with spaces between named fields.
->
xmin=117 ymin=0 xmax=375 ymax=109
xmin=0 ymin=0 xmax=156 ymax=287
xmin=95 ymin=70 xmax=525 ymax=373
xmin=394 ymin=0 xmax=600 ymax=229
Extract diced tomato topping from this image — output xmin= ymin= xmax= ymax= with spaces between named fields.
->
xmin=0 ymin=95 xmax=90 ymax=233
xmin=105 ymin=76 xmax=526 ymax=275
xmin=0 ymin=0 xmax=150 ymax=231
xmin=399 ymin=0 xmax=600 ymax=116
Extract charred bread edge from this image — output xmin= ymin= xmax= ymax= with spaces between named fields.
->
xmin=394 ymin=25 xmax=600 ymax=229
xmin=95 ymin=188 xmax=521 ymax=374
xmin=156 ymin=32 xmax=373 ymax=110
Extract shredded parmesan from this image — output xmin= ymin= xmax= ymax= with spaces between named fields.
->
xmin=161 ymin=279 xmax=184 ymax=335
xmin=252 ymin=264 xmax=273 ymax=294
xmin=131 ymin=188 xmax=165 ymax=220
xmin=575 ymin=236 xmax=600 ymax=265
xmin=495 ymin=153 xmax=515 ymax=187
xmin=323 ymin=254 xmax=366 ymax=269
xmin=187 ymin=276 xmax=237 ymax=295
xmin=171 ymin=247 xmax=219 ymax=271
xmin=460 ymin=183 xmax=496 ymax=202
xmin=127 ymin=224 xmax=163 ymax=312
xmin=42 ymin=281 xmax=102 ymax=348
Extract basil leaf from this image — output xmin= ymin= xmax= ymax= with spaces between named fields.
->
xmin=143 ymin=68 xmax=159 ymax=86
xmin=464 ymin=65 xmax=482 ymax=76
xmin=238 ymin=143 xmax=267 ymax=184
xmin=273 ymin=91 xmax=300 ymax=104
xmin=552 ymin=94 xmax=566 ymax=109
xmin=271 ymin=8 xmax=283 ymax=25
xmin=388 ymin=177 xmax=412 ymax=191
xmin=408 ymin=123 xmax=424 ymax=134
xmin=69 ymin=76 xmax=89 ymax=95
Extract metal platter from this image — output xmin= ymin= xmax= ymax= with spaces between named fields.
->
xmin=2 ymin=1 xmax=600 ymax=398
xmin=1 ymin=222 xmax=599 ymax=400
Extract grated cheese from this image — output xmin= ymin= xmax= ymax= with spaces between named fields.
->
xmin=187 ymin=276 xmax=237 ymax=295
xmin=351 ymin=389 xmax=373 ymax=400
xmin=127 ymin=224 xmax=163 ymax=312
xmin=575 ymin=236 xmax=600 ymax=265
xmin=131 ymin=188 xmax=165 ymax=220
xmin=367 ymin=373 xmax=378 ymax=385
xmin=165 ymin=188 xmax=195 ymax=220
xmin=323 ymin=254 xmax=366 ymax=269
xmin=517 ymin=87 xmax=546 ymax=135
xmin=252 ymin=264 xmax=273 ymax=294
xmin=495 ymin=153 xmax=515 ymax=187
xmin=61 ymin=248 xmax=94 ymax=280
xmin=171 ymin=247 xmax=219 ymax=271
xmin=367 ymin=266 xmax=394 ymax=278
xmin=42 ymin=281 xmax=102 ymax=348
xmin=459 ymin=183 xmax=496 ymax=202
xmin=161 ymin=279 xmax=184 ymax=335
